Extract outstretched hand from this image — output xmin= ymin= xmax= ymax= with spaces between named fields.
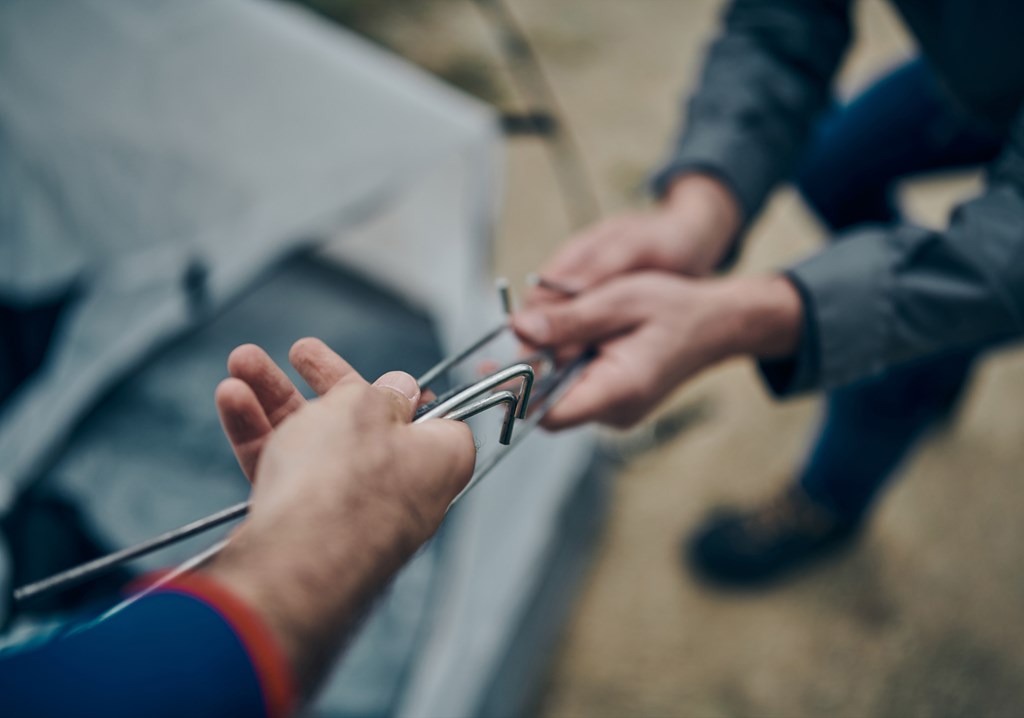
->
xmin=208 ymin=339 xmax=475 ymax=698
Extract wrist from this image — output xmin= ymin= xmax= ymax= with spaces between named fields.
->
xmin=715 ymin=274 xmax=803 ymax=360
xmin=206 ymin=496 xmax=418 ymax=697
xmin=660 ymin=173 xmax=742 ymax=273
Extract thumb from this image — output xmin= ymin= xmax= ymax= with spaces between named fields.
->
xmin=372 ymin=371 xmax=421 ymax=423
xmin=409 ymin=419 xmax=477 ymax=501
xmin=512 ymin=283 xmax=643 ymax=347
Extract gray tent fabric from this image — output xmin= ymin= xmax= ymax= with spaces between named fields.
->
xmin=0 ymin=1 xmax=601 ymax=715
xmin=0 ymin=0 xmax=498 ymax=502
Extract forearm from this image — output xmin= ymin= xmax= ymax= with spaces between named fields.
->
xmin=206 ymin=496 xmax=418 ymax=700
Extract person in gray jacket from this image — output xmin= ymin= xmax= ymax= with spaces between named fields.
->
xmin=513 ymin=0 xmax=1024 ymax=583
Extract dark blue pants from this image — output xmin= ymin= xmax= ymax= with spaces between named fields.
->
xmin=794 ymin=58 xmax=1003 ymax=520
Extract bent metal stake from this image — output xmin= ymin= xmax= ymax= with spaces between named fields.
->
xmin=14 ymin=277 xmax=592 ymax=606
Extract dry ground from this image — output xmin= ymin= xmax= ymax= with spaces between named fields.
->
xmin=352 ymin=2 xmax=1024 ymax=715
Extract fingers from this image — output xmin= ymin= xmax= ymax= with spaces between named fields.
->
xmin=541 ymin=360 xmax=616 ymax=430
xmin=513 ymin=280 xmax=645 ymax=348
xmin=540 ymin=335 xmax=657 ymax=430
xmin=528 ymin=220 xmax=652 ymax=310
xmin=539 ymin=222 xmax=625 ymax=288
xmin=289 ymin=337 xmax=365 ymax=395
xmin=215 ymin=377 xmax=273 ymax=481
xmin=372 ymin=371 xmax=421 ymax=423
xmin=227 ymin=344 xmax=307 ymax=427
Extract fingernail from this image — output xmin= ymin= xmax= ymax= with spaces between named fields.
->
xmin=514 ymin=311 xmax=550 ymax=343
xmin=374 ymin=371 xmax=420 ymax=401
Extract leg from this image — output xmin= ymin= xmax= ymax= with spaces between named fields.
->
xmin=795 ymin=57 xmax=1001 ymax=520
xmin=800 ymin=348 xmax=975 ymax=520
xmin=796 ymin=57 xmax=1003 ymax=234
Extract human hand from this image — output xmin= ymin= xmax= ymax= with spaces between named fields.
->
xmin=209 ymin=339 xmax=475 ymax=696
xmin=213 ymin=338 xmax=415 ymax=481
xmin=513 ymin=273 xmax=802 ymax=430
xmin=528 ymin=174 xmax=741 ymax=304
xmin=219 ymin=342 xmax=476 ymax=556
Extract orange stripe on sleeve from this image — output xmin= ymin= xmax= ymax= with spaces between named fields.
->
xmin=135 ymin=571 xmax=297 ymax=718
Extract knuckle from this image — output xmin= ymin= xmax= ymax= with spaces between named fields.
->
xmin=617 ymin=371 xmax=655 ymax=409
xmin=603 ymin=391 xmax=649 ymax=429
xmin=543 ymin=308 xmax=569 ymax=339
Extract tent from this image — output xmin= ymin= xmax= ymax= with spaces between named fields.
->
xmin=0 ymin=0 xmax=604 ymax=714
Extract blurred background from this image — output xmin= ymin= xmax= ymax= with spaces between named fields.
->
xmin=4 ymin=0 xmax=1023 ymax=715
xmin=308 ymin=1 xmax=1024 ymax=715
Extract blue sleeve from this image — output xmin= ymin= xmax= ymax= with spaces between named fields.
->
xmin=0 ymin=586 xmax=291 ymax=718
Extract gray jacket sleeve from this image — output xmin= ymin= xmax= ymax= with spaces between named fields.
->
xmin=760 ymin=109 xmax=1024 ymax=395
xmin=652 ymin=0 xmax=852 ymax=222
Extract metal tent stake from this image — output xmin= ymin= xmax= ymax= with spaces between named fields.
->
xmin=13 ymin=277 xmax=591 ymax=605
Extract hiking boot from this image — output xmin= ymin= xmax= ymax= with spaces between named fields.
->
xmin=685 ymin=486 xmax=860 ymax=586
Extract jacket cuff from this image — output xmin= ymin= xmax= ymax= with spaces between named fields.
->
xmin=142 ymin=571 xmax=297 ymax=718
xmin=772 ymin=229 xmax=893 ymax=393
xmin=651 ymin=123 xmax=780 ymax=226
xmin=756 ymin=271 xmax=820 ymax=396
